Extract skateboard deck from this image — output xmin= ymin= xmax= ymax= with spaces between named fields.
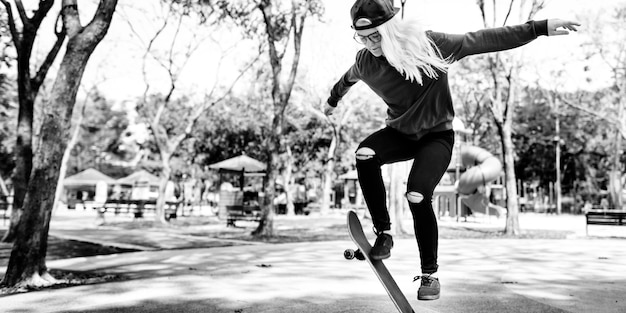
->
xmin=345 ymin=210 xmax=415 ymax=313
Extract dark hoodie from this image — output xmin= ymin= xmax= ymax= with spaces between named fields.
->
xmin=328 ymin=20 xmax=549 ymax=140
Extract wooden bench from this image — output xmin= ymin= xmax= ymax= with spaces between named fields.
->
xmin=585 ymin=210 xmax=626 ymax=235
xmin=97 ymin=199 xmax=180 ymax=220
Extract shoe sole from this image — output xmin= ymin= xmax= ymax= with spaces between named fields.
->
xmin=369 ymin=253 xmax=390 ymax=260
xmin=418 ymin=294 xmax=440 ymax=301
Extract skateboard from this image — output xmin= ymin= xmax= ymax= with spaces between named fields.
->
xmin=344 ymin=210 xmax=415 ymax=313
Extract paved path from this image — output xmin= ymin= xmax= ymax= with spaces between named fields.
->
xmin=2 ymin=210 xmax=626 ymax=312
xmin=2 ymin=238 xmax=625 ymax=313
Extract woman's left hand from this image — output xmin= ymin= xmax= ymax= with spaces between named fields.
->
xmin=547 ymin=19 xmax=580 ymax=36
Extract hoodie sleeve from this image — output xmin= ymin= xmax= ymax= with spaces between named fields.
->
xmin=327 ymin=53 xmax=364 ymax=107
xmin=429 ymin=20 xmax=549 ymax=62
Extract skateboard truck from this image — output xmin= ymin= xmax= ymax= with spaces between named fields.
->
xmin=344 ymin=248 xmax=366 ymax=261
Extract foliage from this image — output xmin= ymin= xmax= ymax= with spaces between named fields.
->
xmin=66 ymin=91 xmax=130 ymax=177
xmin=192 ymin=94 xmax=268 ymax=163
xmin=449 ymin=56 xmax=501 ymax=152
xmin=513 ymin=86 xmax=625 ymax=199
xmin=207 ymin=0 xmax=324 ymax=37
xmin=1 ymin=8 xmax=12 ymax=66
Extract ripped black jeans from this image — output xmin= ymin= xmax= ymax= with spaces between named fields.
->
xmin=355 ymin=127 xmax=454 ymax=274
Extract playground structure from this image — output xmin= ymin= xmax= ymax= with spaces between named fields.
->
xmin=434 ymin=118 xmax=506 ymax=219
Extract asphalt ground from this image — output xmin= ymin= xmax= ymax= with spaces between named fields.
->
xmin=1 ymin=209 xmax=625 ymax=313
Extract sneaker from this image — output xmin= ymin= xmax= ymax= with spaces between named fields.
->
xmin=416 ymin=274 xmax=440 ymax=300
xmin=370 ymin=232 xmax=393 ymax=260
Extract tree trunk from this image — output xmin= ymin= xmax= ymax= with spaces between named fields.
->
xmin=2 ymin=51 xmax=89 ymax=287
xmin=609 ymin=127 xmax=623 ymax=209
xmin=2 ymin=48 xmax=36 ymax=243
xmin=284 ymin=146 xmax=295 ymax=216
xmin=156 ymin=164 xmax=171 ymax=224
xmin=3 ymin=92 xmax=34 ymax=242
xmin=1 ymin=0 xmax=118 ymax=288
xmin=389 ymin=162 xmax=410 ymax=235
xmin=253 ymin=108 xmax=284 ymax=237
xmin=53 ymin=101 xmax=86 ymax=213
xmin=1 ymin=0 xmax=64 ymax=243
xmin=253 ymin=133 xmax=278 ymax=238
xmin=320 ymin=135 xmax=337 ymax=214
xmin=499 ymin=122 xmax=520 ymax=235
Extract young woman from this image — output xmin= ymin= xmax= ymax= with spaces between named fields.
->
xmin=325 ymin=0 xmax=579 ymax=301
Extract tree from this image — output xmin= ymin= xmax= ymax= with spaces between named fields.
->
xmin=515 ymin=87 xmax=591 ymax=194
xmin=562 ymin=7 xmax=626 ymax=209
xmin=251 ymin=0 xmax=323 ymax=237
xmin=0 ymin=0 xmax=66 ymax=242
xmin=301 ymin=91 xmax=356 ymax=214
xmin=1 ymin=0 xmax=118 ymax=288
xmin=128 ymin=1 xmax=258 ymax=223
xmin=65 ymin=89 xmax=129 ymax=175
xmin=387 ymin=161 xmax=412 ymax=234
xmin=211 ymin=0 xmax=323 ymax=237
xmin=475 ymin=0 xmax=545 ymax=235
xmin=193 ymin=100 xmax=268 ymax=171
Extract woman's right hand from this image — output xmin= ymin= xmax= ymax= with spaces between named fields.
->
xmin=323 ymin=102 xmax=336 ymax=116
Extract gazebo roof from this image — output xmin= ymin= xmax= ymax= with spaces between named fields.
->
xmin=116 ymin=170 xmax=160 ymax=185
xmin=208 ymin=154 xmax=266 ymax=173
xmin=64 ymin=168 xmax=115 ymax=186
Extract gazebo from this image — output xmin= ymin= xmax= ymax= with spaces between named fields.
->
xmin=208 ymin=154 xmax=267 ymax=190
xmin=115 ymin=170 xmax=164 ymax=201
xmin=63 ymin=168 xmax=115 ymax=209
xmin=208 ymin=154 xmax=266 ymax=221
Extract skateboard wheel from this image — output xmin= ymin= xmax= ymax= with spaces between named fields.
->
xmin=344 ymin=249 xmax=356 ymax=260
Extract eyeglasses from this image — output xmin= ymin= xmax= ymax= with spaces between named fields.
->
xmin=353 ymin=32 xmax=381 ymax=45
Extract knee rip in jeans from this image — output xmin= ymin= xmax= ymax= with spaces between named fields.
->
xmin=406 ymin=191 xmax=424 ymax=204
xmin=355 ymin=147 xmax=376 ymax=161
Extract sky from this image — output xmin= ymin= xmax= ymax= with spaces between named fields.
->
xmin=16 ymin=0 xmax=626 ymax=106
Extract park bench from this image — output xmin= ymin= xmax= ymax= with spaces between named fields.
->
xmin=220 ymin=190 xmax=262 ymax=226
xmin=585 ymin=210 xmax=626 ymax=235
xmin=97 ymin=199 xmax=180 ymax=220
xmin=226 ymin=204 xmax=262 ymax=227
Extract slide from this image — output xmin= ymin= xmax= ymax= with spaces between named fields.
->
xmin=456 ymin=146 xmax=505 ymax=216
xmin=457 ymin=146 xmax=503 ymax=195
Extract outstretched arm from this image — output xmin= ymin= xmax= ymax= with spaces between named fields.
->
xmin=431 ymin=19 xmax=581 ymax=61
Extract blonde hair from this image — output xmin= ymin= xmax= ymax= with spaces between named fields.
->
xmin=376 ymin=17 xmax=450 ymax=84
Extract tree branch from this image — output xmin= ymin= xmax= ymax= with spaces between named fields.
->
xmin=32 ymin=12 xmax=66 ymax=91
xmin=185 ymin=51 xmax=262 ymax=139
xmin=60 ymin=0 xmax=82 ymax=37
xmin=13 ymin=0 xmax=27 ymax=24
xmin=30 ymin=0 xmax=55 ymax=26
xmin=526 ymin=0 xmax=545 ymax=21
xmin=502 ymin=0 xmax=514 ymax=26
xmin=283 ymin=4 xmax=306 ymax=106
xmin=559 ymin=96 xmax=626 ymax=139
